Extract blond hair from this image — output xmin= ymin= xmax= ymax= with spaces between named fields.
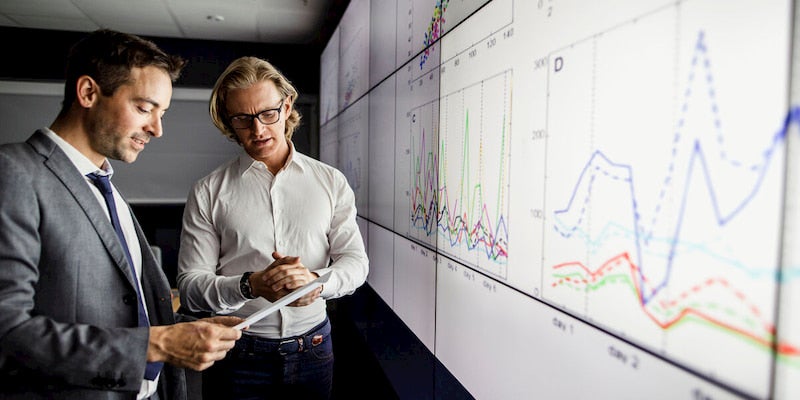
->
xmin=209 ymin=56 xmax=301 ymax=142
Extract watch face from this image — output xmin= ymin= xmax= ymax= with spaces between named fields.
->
xmin=240 ymin=272 xmax=255 ymax=299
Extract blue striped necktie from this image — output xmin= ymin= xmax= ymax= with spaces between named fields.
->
xmin=87 ymin=173 xmax=162 ymax=380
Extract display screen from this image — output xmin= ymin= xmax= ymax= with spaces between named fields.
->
xmin=321 ymin=0 xmax=799 ymax=398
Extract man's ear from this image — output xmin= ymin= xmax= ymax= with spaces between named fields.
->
xmin=284 ymin=95 xmax=293 ymax=113
xmin=76 ymin=75 xmax=100 ymax=108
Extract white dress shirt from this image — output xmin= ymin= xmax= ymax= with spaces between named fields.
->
xmin=177 ymin=144 xmax=369 ymax=338
xmin=42 ymin=128 xmax=158 ymax=399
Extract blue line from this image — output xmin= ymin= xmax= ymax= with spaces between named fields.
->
xmin=552 ymin=30 xmax=800 ymax=305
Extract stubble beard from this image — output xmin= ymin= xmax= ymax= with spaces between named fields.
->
xmin=88 ymin=114 xmax=140 ymax=164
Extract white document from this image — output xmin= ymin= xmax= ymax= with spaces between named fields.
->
xmin=233 ymin=271 xmax=332 ymax=330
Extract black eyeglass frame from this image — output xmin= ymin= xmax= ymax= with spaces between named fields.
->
xmin=228 ymin=99 xmax=285 ymax=130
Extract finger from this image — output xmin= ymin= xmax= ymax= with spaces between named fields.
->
xmin=261 ymin=262 xmax=292 ymax=283
xmin=269 ymin=267 xmax=309 ymax=290
xmin=289 ymin=287 xmax=320 ymax=306
xmin=194 ymin=321 xmax=242 ymax=343
xmin=280 ymin=256 xmax=302 ymax=267
xmin=262 ymin=258 xmax=301 ymax=282
xmin=191 ymin=349 xmax=228 ymax=371
xmin=271 ymin=251 xmax=300 ymax=265
xmin=213 ymin=325 xmax=243 ymax=341
xmin=205 ymin=315 xmax=245 ymax=327
xmin=261 ymin=265 xmax=287 ymax=285
xmin=201 ymin=337 xmax=238 ymax=355
xmin=271 ymin=251 xmax=301 ymax=267
xmin=263 ymin=263 xmax=303 ymax=286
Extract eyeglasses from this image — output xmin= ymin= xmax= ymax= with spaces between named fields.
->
xmin=229 ymin=99 xmax=284 ymax=130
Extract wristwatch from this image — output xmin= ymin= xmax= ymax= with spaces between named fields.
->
xmin=240 ymin=271 xmax=256 ymax=299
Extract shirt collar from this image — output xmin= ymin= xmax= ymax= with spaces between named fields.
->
xmin=237 ymin=141 xmax=306 ymax=176
xmin=42 ymin=127 xmax=114 ymax=177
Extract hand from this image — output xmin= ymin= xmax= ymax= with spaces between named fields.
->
xmin=272 ymin=252 xmax=323 ymax=306
xmin=288 ymin=283 xmax=323 ymax=307
xmin=147 ymin=319 xmax=242 ymax=371
xmin=249 ymin=251 xmax=320 ymax=304
xmin=248 ymin=253 xmax=296 ymax=302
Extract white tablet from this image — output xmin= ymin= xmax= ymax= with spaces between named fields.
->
xmin=233 ymin=271 xmax=332 ymax=330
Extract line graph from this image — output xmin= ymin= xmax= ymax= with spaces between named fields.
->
xmin=395 ymin=50 xmax=441 ymax=245
xmin=338 ymin=0 xmax=369 ymax=109
xmin=320 ymin=28 xmax=339 ymax=125
xmin=398 ymin=0 xmax=491 ymax=70
xmin=419 ymin=0 xmax=447 ymax=70
xmin=338 ymin=98 xmax=368 ymax=212
xmin=437 ymin=70 xmax=511 ymax=278
xmin=408 ymin=99 xmax=440 ymax=249
xmin=539 ymin=2 xmax=792 ymax=396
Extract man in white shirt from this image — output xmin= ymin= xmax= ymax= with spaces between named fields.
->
xmin=177 ymin=56 xmax=369 ymax=400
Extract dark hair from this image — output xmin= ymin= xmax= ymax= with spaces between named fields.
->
xmin=59 ymin=29 xmax=186 ymax=114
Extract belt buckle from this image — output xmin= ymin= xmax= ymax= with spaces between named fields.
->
xmin=278 ymin=338 xmax=301 ymax=355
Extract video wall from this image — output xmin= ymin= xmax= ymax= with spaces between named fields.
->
xmin=320 ymin=0 xmax=800 ymax=398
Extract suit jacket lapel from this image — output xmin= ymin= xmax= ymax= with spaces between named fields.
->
xmin=27 ymin=130 xmax=139 ymax=289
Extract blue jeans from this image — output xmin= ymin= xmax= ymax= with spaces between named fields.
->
xmin=202 ymin=317 xmax=334 ymax=400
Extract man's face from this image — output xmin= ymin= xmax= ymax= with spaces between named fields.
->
xmin=87 ymin=65 xmax=173 ymax=164
xmin=225 ymin=80 xmax=292 ymax=170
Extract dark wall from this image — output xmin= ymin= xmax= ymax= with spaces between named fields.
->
xmin=0 ymin=26 xmax=321 ymax=94
xmin=0 ymin=0 xmax=352 ymax=90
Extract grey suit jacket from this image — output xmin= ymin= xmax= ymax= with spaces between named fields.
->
xmin=0 ymin=130 xmax=186 ymax=400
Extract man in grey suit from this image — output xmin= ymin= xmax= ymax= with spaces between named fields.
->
xmin=0 ymin=29 xmax=242 ymax=399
